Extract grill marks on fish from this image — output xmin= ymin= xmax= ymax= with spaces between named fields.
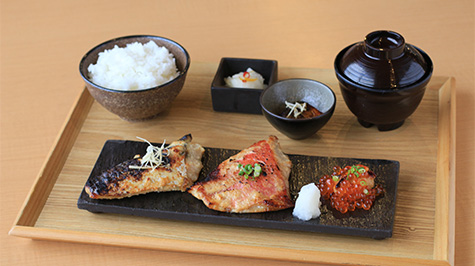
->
xmin=84 ymin=135 xmax=295 ymax=215
xmin=188 ymin=136 xmax=294 ymax=213
xmin=87 ymin=158 xmax=143 ymax=195
xmin=84 ymin=135 xmax=205 ymax=200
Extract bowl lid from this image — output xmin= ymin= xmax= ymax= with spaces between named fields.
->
xmin=337 ymin=30 xmax=432 ymax=90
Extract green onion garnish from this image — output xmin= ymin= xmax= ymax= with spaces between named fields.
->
xmin=238 ymin=163 xmax=262 ymax=180
xmin=253 ymin=163 xmax=262 ymax=177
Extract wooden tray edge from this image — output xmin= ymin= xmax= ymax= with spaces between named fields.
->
xmin=8 ymin=225 xmax=450 ymax=266
xmin=11 ymin=88 xmax=94 ymax=227
xmin=433 ymin=77 xmax=456 ymax=265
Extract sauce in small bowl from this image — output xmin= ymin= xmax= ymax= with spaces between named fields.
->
xmin=260 ymin=79 xmax=336 ymax=140
xmin=279 ymin=101 xmax=323 ymax=119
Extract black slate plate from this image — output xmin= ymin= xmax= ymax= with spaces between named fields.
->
xmin=77 ymin=139 xmax=399 ymax=239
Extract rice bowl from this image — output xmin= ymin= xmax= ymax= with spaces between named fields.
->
xmin=79 ymin=35 xmax=190 ymax=121
xmin=87 ymin=41 xmax=179 ymax=91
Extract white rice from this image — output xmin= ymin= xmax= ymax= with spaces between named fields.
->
xmin=87 ymin=41 xmax=179 ymax=91
xmin=292 ymin=183 xmax=321 ymax=221
xmin=224 ymin=67 xmax=266 ymax=89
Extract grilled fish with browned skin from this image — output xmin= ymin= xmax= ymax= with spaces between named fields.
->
xmin=188 ymin=135 xmax=294 ymax=213
xmin=85 ymin=134 xmax=204 ymax=199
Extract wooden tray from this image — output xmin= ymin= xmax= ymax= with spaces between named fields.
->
xmin=9 ymin=63 xmax=456 ymax=265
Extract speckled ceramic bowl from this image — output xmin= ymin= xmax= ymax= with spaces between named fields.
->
xmin=260 ymin=79 xmax=336 ymax=140
xmin=79 ymin=35 xmax=190 ymax=121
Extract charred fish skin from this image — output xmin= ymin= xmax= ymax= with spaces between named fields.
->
xmin=84 ymin=134 xmax=205 ymax=200
xmin=85 ymin=158 xmax=145 ymax=199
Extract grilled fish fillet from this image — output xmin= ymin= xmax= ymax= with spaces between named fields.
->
xmin=188 ymin=135 xmax=294 ymax=213
xmin=85 ymin=134 xmax=205 ymax=199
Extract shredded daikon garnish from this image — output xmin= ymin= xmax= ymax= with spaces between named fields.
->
xmin=285 ymin=101 xmax=307 ymax=118
xmin=129 ymin=137 xmax=175 ymax=170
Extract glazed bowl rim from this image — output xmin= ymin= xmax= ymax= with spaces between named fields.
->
xmin=334 ymin=42 xmax=433 ymax=93
xmin=259 ymin=78 xmax=336 ymax=123
xmin=79 ymin=35 xmax=190 ymax=94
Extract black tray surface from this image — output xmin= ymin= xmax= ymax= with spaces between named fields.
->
xmin=78 ymin=139 xmax=399 ymax=239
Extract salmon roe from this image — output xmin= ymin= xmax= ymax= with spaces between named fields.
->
xmin=317 ymin=165 xmax=384 ymax=214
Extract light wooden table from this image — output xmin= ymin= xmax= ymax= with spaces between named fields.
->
xmin=1 ymin=1 xmax=473 ymax=265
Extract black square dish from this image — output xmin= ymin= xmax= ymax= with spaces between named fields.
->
xmin=78 ymin=139 xmax=399 ymax=239
xmin=211 ymin=57 xmax=278 ymax=114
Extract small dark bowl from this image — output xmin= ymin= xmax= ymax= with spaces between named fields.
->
xmin=211 ymin=57 xmax=278 ymax=114
xmin=334 ymin=30 xmax=433 ymax=131
xmin=79 ymin=35 xmax=190 ymax=121
xmin=260 ymin=79 xmax=336 ymax=140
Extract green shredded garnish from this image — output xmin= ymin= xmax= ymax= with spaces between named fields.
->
xmin=363 ymin=189 xmax=369 ymax=195
xmin=332 ymin=175 xmax=339 ymax=182
xmin=360 ymin=180 xmax=367 ymax=186
xmin=253 ymin=163 xmax=262 ymax=177
xmin=238 ymin=163 xmax=263 ymax=180
xmin=245 ymin=164 xmax=253 ymax=172
xmin=348 ymin=165 xmax=366 ymax=178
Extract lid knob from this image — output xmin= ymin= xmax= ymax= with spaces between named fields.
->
xmin=364 ymin=31 xmax=405 ymax=59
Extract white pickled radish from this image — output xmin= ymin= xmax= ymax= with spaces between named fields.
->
xmin=292 ymin=183 xmax=321 ymax=221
